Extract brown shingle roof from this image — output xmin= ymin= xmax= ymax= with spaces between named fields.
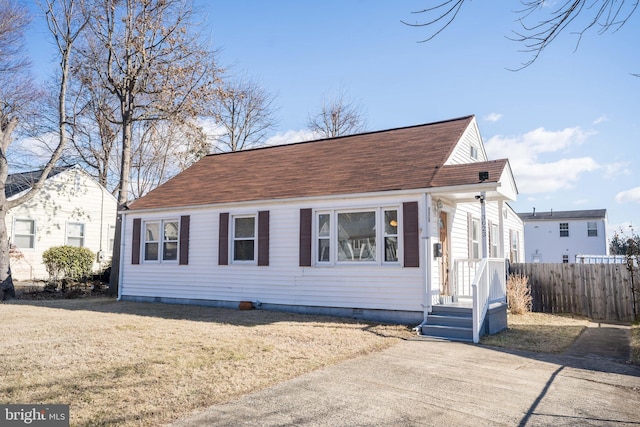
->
xmin=128 ymin=115 xmax=499 ymax=211
xmin=430 ymin=160 xmax=509 ymax=188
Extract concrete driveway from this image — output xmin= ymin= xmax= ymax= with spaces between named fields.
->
xmin=172 ymin=325 xmax=640 ymax=426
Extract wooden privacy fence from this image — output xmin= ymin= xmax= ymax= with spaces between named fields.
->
xmin=510 ymin=263 xmax=638 ymax=322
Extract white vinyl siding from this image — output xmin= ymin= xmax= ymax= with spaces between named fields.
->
xmin=120 ymin=195 xmax=423 ymax=314
xmin=5 ymin=168 xmax=117 ymax=280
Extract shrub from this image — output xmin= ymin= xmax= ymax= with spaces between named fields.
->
xmin=507 ymin=273 xmax=532 ymax=315
xmin=42 ymin=246 xmax=95 ymax=285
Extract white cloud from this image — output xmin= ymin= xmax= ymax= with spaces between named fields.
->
xmin=615 ymin=187 xmax=640 ymax=204
xmin=601 ymin=161 xmax=631 ymax=180
xmin=593 ymin=115 xmax=608 ymax=125
xmin=485 ymin=126 xmax=598 ymax=194
xmin=265 ymin=129 xmax=317 ymax=146
xmin=484 ymin=113 xmax=503 ymax=123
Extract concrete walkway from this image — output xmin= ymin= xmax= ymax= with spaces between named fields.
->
xmin=171 ymin=323 xmax=640 ymax=427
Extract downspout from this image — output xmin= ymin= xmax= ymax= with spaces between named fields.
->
xmin=413 ymin=193 xmax=432 ymax=333
xmin=117 ymin=212 xmax=126 ymax=301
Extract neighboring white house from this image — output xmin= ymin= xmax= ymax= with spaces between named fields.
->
xmin=6 ymin=165 xmax=117 ymax=281
xmin=517 ymin=209 xmax=609 ymax=263
xmin=118 ymin=115 xmax=524 ymax=341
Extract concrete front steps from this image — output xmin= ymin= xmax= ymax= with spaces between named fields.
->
xmin=420 ymin=304 xmax=473 ymax=342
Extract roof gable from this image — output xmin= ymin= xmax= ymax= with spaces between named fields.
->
xmin=5 ymin=166 xmax=74 ymax=199
xmin=128 ymin=115 xmax=509 ymax=211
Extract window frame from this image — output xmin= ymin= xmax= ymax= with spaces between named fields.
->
xmin=313 ymin=206 xmax=401 ymax=266
xmin=559 ymin=222 xmax=569 ymax=237
xmin=232 ymin=214 xmax=257 ymax=264
xmin=142 ymin=219 xmax=179 ymax=263
xmin=490 ymin=222 xmax=499 ymax=258
xmin=562 ymin=254 xmax=569 ymax=264
xmin=66 ymin=222 xmax=85 ymax=247
xmin=13 ymin=218 xmax=36 ymax=250
xmin=470 ymin=217 xmax=481 ymax=260
xmin=587 ymin=221 xmax=598 ymax=237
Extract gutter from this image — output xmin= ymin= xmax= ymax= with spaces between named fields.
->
xmin=117 ymin=212 xmax=126 ymax=301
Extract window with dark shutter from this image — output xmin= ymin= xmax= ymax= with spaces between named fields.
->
xmin=219 ymin=213 xmax=229 ymax=265
xmin=299 ymin=208 xmax=312 ymax=267
xmin=179 ymin=215 xmax=190 ymax=265
xmin=258 ymin=211 xmax=269 ymax=266
xmin=131 ymin=218 xmax=141 ymax=265
xmin=403 ymin=202 xmax=419 ymax=267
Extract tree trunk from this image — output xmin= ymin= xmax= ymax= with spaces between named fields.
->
xmin=0 ymin=208 xmax=15 ymax=300
xmin=108 ymin=110 xmax=133 ymax=296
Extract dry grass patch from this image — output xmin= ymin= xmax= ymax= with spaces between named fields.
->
xmin=0 ymin=298 xmax=413 ymax=426
xmin=632 ymin=322 xmax=640 ymax=365
xmin=480 ymin=312 xmax=591 ymax=354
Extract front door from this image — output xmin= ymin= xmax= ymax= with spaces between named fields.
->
xmin=439 ymin=211 xmax=450 ymax=295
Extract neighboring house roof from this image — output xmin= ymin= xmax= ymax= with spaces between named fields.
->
xmin=128 ymin=115 xmax=512 ymax=211
xmin=5 ymin=165 xmax=75 ymax=198
xmin=517 ymin=209 xmax=607 ymax=222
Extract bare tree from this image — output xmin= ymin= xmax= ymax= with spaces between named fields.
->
xmin=212 ymin=77 xmax=278 ymax=152
xmin=130 ymin=119 xmax=209 ymax=198
xmin=307 ymin=92 xmax=366 ymax=138
xmin=0 ymin=0 xmax=85 ymax=299
xmin=403 ymin=0 xmax=639 ymax=69
xmin=77 ymin=0 xmax=222 ymax=294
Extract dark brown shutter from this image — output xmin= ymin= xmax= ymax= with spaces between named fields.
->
xmin=219 ymin=212 xmax=229 ymax=265
xmin=258 ymin=211 xmax=269 ymax=266
xmin=299 ymin=208 xmax=312 ymax=267
xmin=179 ymin=215 xmax=190 ymax=265
xmin=403 ymin=202 xmax=419 ymax=267
xmin=131 ymin=218 xmax=141 ymax=265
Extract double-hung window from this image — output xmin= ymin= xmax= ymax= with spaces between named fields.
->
xmin=470 ymin=218 xmax=480 ymax=259
xmin=143 ymin=219 xmax=179 ymax=262
xmin=314 ymin=207 xmax=399 ymax=265
xmin=67 ymin=222 xmax=85 ymax=247
xmin=233 ymin=216 xmax=256 ymax=262
xmin=559 ymin=223 xmax=569 ymax=237
xmin=14 ymin=219 xmax=35 ymax=249
xmin=587 ymin=222 xmax=598 ymax=237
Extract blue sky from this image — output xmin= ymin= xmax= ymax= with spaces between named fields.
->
xmin=25 ymin=1 xmax=639 ymax=237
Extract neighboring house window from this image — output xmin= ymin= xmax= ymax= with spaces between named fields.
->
xmin=143 ymin=219 xmax=179 ymax=262
xmin=490 ymin=222 xmax=498 ymax=258
xmin=470 ymin=217 xmax=480 ymax=259
xmin=233 ymin=215 xmax=256 ymax=262
xmin=562 ymin=255 xmax=569 ymax=263
xmin=587 ymin=222 xmax=598 ymax=237
xmin=314 ymin=207 xmax=399 ymax=264
xmin=108 ymin=225 xmax=116 ymax=251
xmin=470 ymin=145 xmax=478 ymax=160
xmin=67 ymin=222 xmax=85 ymax=247
xmin=559 ymin=222 xmax=569 ymax=237
xmin=14 ymin=219 xmax=35 ymax=249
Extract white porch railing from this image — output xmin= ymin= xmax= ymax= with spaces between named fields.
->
xmin=452 ymin=259 xmax=480 ymax=299
xmin=471 ymin=258 xmax=507 ymax=343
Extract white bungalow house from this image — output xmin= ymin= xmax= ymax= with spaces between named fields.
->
xmin=6 ymin=165 xmax=117 ymax=281
xmin=118 ymin=115 xmax=524 ymax=342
